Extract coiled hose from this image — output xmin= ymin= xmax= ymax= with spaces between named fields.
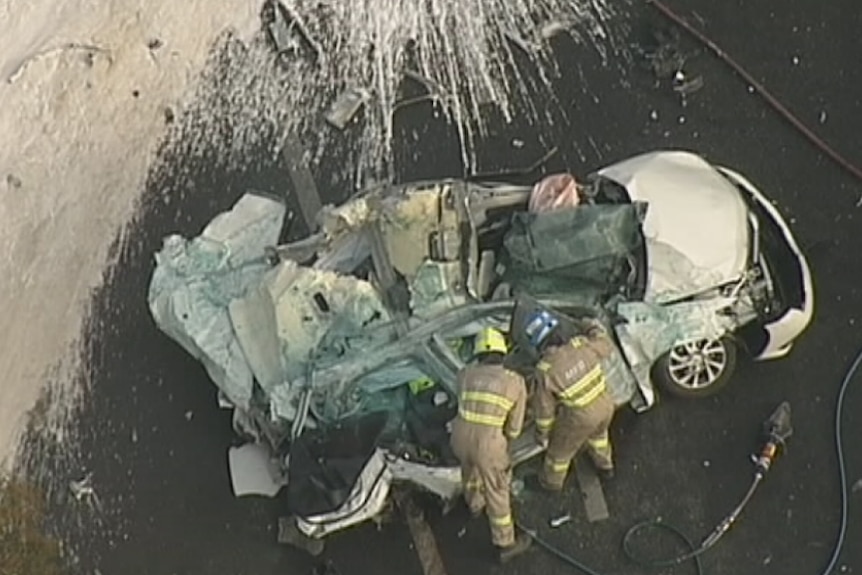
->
xmin=517 ymin=343 xmax=858 ymax=574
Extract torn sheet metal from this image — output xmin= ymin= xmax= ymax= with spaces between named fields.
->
xmin=325 ymin=88 xmax=371 ymax=129
xmin=265 ymin=261 xmax=392 ymax=382
xmin=228 ymin=442 xmax=287 ymax=497
xmin=148 ymin=193 xmax=287 ymax=409
xmin=409 ymin=261 xmax=468 ymax=317
xmin=388 ymin=457 xmax=462 ymax=501
xmin=296 ymin=449 xmax=393 ymax=539
xmin=615 ymin=298 xmax=736 ymax=362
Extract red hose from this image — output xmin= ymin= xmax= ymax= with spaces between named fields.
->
xmin=647 ymin=0 xmax=862 ymax=184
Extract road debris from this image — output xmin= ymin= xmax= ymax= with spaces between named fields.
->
xmin=185 ymin=410 xmax=194 ymax=421
xmin=6 ymin=173 xmax=22 ymax=189
xmin=325 ymin=88 xmax=371 ymax=130
xmin=852 ymin=478 xmax=862 ymax=493
xmin=672 ymin=70 xmax=704 ymax=97
xmin=649 ymin=0 xmax=862 ymax=183
xmin=540 ymin=20 xmax=569 ymax=39
xmin=69 ymin=472 xmax=99 ymax=506
xmin=266 ymin=0 xmax=324 ymax=62
xmin=549 ymin=513 xmax=572 ymax=528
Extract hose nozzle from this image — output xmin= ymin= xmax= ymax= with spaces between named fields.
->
xmin=754 ymin=401 xmax=792 ymax=476
xmin=763 ymin=401 xmax=793 ymax=445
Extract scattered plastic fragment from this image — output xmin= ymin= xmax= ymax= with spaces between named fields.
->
xmin=549 ymin=513 xmax=572 ymax=528
xmin=852 ymin=478 xmax=862 ymax=493
xmin=185 ymin=410 xmax=194 ymax=421
xmin=672 ymin=71 xmax=704 ymax=96
xmin=326 ymin=88 xmax=371 ymax=129
xmin=69 ymin=473 xmax=97 ymax=502
xmin=819 ymin=110 xmax=828 ymax=124
xmin=512 ymin=138 xmax=525 ymax=149
xmin=540 ymin=21 xmax=569 ymax=39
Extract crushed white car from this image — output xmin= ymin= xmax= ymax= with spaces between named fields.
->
xmin=147 ymin=149 xmax=813 ymax=543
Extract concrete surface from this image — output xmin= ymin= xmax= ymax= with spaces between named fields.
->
xmin=18 ymin=1 xmax=862 ymax=574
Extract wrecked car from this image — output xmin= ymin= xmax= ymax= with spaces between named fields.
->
xmin=147 ymin=149 xmax=813 ymax=543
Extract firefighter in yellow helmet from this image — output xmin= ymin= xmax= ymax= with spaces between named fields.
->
xmin=449 ymin=327 xmax=532 ymax=563
xmin=524 ymin=310 xmax=616 ymax=491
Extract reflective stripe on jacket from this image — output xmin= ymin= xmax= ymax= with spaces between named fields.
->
xmin=456 ymin=363 xmax=527 ymax=440
xmin=534 ymin=329 xmax=615 ymax=429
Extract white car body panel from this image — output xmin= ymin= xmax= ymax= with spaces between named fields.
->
xmin=598 ymin=151 xmax=751 ymax=303
xmin=717 ymin=167 xmax=815 ymax=359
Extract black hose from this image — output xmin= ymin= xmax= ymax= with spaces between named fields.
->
xmin=516 ymin=524 xmax=607 ymax=575
xmin=520 ymin=339 xmax=859 ymax=574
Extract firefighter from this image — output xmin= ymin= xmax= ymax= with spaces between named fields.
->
xmin=524 ymin=310 xmax=617 ymax=491
xmin=449 ymin=327 xmax=532 ymax=563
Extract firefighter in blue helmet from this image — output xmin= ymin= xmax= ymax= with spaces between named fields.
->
xmin=524 ymin=310 xmax=617 ymax=491
xmin=449 ymin=327 xmax=532 ymax=563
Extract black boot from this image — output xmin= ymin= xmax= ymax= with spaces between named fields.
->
xmin=498 ymin=533 xmax=532 ymax=564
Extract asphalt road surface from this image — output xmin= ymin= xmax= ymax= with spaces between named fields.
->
xmin=26 ymin=1 xmax=862 ymax=574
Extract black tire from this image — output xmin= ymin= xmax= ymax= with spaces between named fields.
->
xmin=652 ymin=337 xmax=738 ymax=399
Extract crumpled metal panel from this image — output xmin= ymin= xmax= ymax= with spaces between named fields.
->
xmin=148 ymin=193 xmax=287 ymax=409
xmin=502 ymin=203 xmax=645 ymax=299
xmin=409 ymin=260 xmax=468 ymax=317
xmin=615 ymin=298 xmax=736 ymax=362
xmin=643 ymin=239 xmax=726 ymax=304
xmin=266 ymin=261 xmax=392 ymax=383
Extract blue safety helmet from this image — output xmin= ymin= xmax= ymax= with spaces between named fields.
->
xmin=524 ymin=310 xmax=559 ymax=349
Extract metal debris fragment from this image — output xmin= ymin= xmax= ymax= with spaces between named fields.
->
xmin=540 ymin=20 xmax=569 ymax=39
xmin=325 ymin=88 xmax=371 ymax=130
xmin=266 ymin=0 xmax=324 ymax=62
xmin=549 ymin=513 xmax=572 ymax=528
xmin=672 ymin=70 xmax=704 ymax=96
xmin=69 ymin=472 xmax=97 ymax=503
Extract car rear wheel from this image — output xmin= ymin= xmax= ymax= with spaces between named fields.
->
xmin=653 ymin=337 xmax=737 ymax=399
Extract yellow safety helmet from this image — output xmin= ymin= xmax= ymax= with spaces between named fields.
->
xmin=474 ymin=327 xmax=508 ymax=356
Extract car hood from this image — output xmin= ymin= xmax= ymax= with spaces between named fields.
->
xmin=597 ymin=151 xmax=751 ymax=302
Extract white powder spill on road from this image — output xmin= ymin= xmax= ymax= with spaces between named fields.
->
xmin=167 ymin=0 xmax=629 ymax=186
xmin=0 ymin=0 xmax=260 ymax=472
xmin=0 ymin=0 xmax=630 ymax=474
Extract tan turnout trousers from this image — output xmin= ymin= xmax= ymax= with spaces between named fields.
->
xmin=533 ymin=327 xmax=616 ymax=490
xmin=449 ymin=363 xmax=527 ymax=548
